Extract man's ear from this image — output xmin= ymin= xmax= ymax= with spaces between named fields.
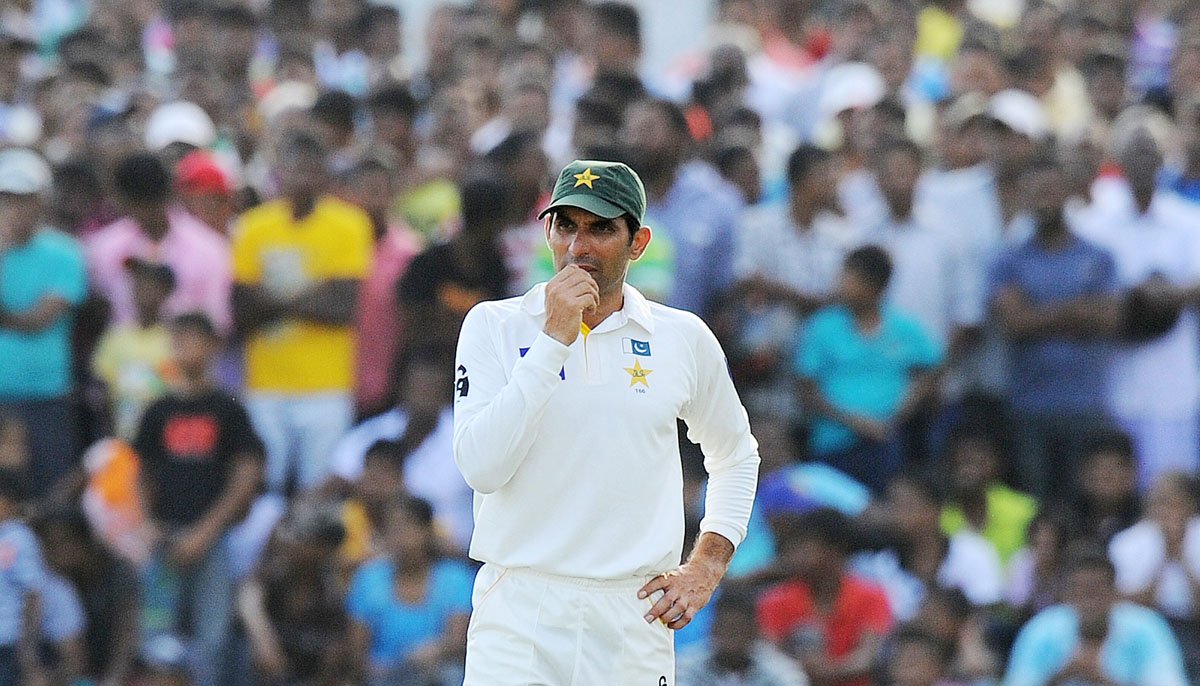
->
xmin=629 ymin=225 xmax=652 ymax=261
xmin=543 ymin=214 xmax=553 ymax=245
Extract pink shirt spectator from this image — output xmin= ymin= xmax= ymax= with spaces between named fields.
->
xmin=86 ymin=206 xmax=233 ymax=331
xmin=355 ymin=224 xmax=421 ymax=412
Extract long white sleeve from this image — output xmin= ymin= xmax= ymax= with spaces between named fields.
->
xmin=453 ymin=304 xmax=570 ymax=494
xmin=680 ymin=317 xmax=760 ymax=549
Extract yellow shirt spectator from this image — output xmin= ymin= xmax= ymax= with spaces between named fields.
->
xmin=232 ymin=197 xmax=373 ymax=393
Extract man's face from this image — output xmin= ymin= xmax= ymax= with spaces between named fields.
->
xmin=0 ymin=193 xmax=42 ymax=241
xmin=1064 ymin=566 xmax=1115 ymax=628
xmin=1119 ymin=132 xmax=1163 ymax=196
xmin=710 ymin=606 xmax=756 ymax=665
xmin=546 ymin=206 xmax=648 ymax=297
xmin=1081 ymin=451 xmax=1135 ymax=504
xmin=876 ymin=149 xmax=920 ymax=218
xmin=171 ymin=329 xmax=218 ymax=378
xmin=794 ymin=160 xmax=837 ymax=211
xmin=277 ymin=150 xmax=328 ymax=199
xmin=1022 ymin=167 xmax=1068 ymax=230
xmin=1087 ymin=67 xmax=1126 ymax=119
xmin=621 ymin=103 xmax=681 ymax=180
xmin=951 ymin=437 xmax=998 ymax=492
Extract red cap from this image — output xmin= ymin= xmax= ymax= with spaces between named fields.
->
xmin=175 ymin=150 xmax=233 ymax=195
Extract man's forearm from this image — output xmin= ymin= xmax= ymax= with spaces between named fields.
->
xmin=688 ymin=531 xmax=735 ymax=571
xmin=191 ymin=457 xmax=261 ymax=546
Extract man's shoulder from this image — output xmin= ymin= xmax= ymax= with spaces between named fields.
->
xmin=236 ymin=200 xmax=288 ymax=233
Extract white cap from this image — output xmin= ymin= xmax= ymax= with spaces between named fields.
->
xmin=0 ymin=147 xmax=52 ymax=195
xmin=257 ymin=80 xmax=318 ymax=125
xmin=818 ymin=62 xmax=887 ymax=118
xmin=988 ymin=89 xmax=1050 ymax=140
xmin=144 ymin=101 xmax=216 ymax=151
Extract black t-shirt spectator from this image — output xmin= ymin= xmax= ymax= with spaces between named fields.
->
xmin=134 ymin=390 xmax=263 ymax=527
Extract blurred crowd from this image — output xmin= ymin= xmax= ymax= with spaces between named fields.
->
xmin=4 ymin=0 xmax=1200 ymax=685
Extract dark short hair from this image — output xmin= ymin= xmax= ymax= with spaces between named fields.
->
xmin=311 ymin=90 xmax=358 ymax=131
xmin=113 ymin=153 xmax=172 ymax=204
xmin=1063 ymin=543 xmax=1117 ymax=583
xmin=208 ymin=3 xmax=258 ymax=28
xmin=875 ymin=136 xmax=923 ymax=167
xmin=0 ymin=468 xmax=26 ymax=504
xmin=594 ymin=1 xmax=641 ymax=45
xmin=633 ymin=97 xmax=690 ymax=137
xmin=278 ymin=130 xmax=328 ymax=160
xmin=364 ymin=440 xmax=407 ymax=471
xmin=1080 ymin=51 xmax=1127 ymax=78
xmin=844 ymin=244 xmax=893 ymax=293
xmin=461 ymin=175 xmax=509 ymax=230
xmin=32 ymin=505 xmax=94 ymax=542
xmin=484 ymin=130 xmax=542 ymax=167
xmin=64 ymin=60 xmax=112 ymax=88
xmin=786 ymin=144 xmax=832 ymax=185
xmin=1084 ymin=427 xmax=1136 ymax=466
xmin=359 ymin=4 xmax=400 ymax=32
xmin=776 ymin=507 xmax=855 ymax=553
xmin=392 ymin=495 xmax=434 ymax=528
xmin=171 ymin=311 xmax=218 ymax=339
xmin=367 ymin=83 xmax=418 ymax=119
xmin=892 ymin=625 xmax=954 ymax=665
xmin=712 ymin=144 xmax=754 ymax=176
xmin=891 ymin=468 xmax=946 ymax=507
xmin=575 ymin=95 xmax=624 ymax=129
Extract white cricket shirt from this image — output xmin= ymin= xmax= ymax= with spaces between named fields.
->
xmin=453 ymin=282 xmax=760 ymax=579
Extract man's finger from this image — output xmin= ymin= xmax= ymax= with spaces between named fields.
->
xmin=638 ymin=573 xmax=670 ymax=599
xmin=667 ymin=606 xmax=697 ymax=630
xmin=643 ymin=589 xmax=679 ymax=623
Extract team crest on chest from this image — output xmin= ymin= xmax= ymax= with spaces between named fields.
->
xmin=624 ymin=359 xmax=653 ymax=388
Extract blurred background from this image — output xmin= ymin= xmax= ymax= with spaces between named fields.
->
xmin=2 ymin=0 xmax=1200 ymax=685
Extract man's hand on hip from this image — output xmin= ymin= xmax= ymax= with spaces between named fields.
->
xmin=543 ymin=265 xmax=599 ymax=346
xmin=638 ymin=532 xmax=734 ymax=630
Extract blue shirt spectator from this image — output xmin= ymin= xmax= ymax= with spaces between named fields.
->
xmin=796 ymin=304 xmax=942 ymax=456
xmin=0 ymin=519 xmax=49 ymax=647
xmin=988 ymin=233 xmax=1117 ymax=415
xmin=346 ymin=557 xmax=473 ymax=670
xmin=1004 ymin=602 xmax=1187 ymax=686
xmin=650 ymin=160 xmax=743 ymax=317
xmin=0 ymin=226 xmax=87 ymax=400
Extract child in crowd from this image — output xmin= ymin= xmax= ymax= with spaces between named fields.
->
xmin=92 ymin=256 xmax=178 ymax=442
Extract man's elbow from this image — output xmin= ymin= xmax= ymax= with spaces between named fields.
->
xmin=452 ymin=443 xmax=509 ymax=495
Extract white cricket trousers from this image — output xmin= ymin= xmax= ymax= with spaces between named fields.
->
xmin=463 ymin=563 xmax=675 ymax=686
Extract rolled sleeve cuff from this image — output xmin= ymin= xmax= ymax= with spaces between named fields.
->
xmin=698 ymin=520 xmax=746 ymax=551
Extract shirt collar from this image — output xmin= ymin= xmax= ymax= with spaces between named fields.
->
xmin=522 ymin=281 xmax=656 ymax=335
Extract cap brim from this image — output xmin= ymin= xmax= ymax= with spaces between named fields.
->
xmin=537 ymin=193 xmax=628 ymax=221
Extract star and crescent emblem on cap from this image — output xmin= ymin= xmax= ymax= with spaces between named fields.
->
xmin=573 ymin=167 xmax=600 ymax=188
xmin=624 ymin=359 xmax=653 ymax=387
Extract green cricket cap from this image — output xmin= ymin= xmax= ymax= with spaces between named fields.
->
xmin=538 ymin=159 xmax=647 ymax=226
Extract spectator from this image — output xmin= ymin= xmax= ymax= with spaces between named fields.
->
xmin=347 ymin=496 xmax=471 ymax=686
xmin=883 ymin=626 xmax=959 ymax=686
xmin=911 ymin=588 xmax=998 ymax=684
xmin=1006 ymin=510 xmax=1075 ymax=619
xmin=677 ymin=584 xmax=808 ymax=686
xmin=337 ymin=441 xmax=407 ymax=571
xmin=989 ymin=156 xmax=1119 ymax=499
xmin=397 ymin=175 xmax=510 ymax=356
xmin=1077 ymin=126 xmax=1200 ymax=487
xmin=939 ymin=426 xmax=1037 ymax=565
xmin=134 ymin=313 xmax=263 ymax=686
xmin=797 ymin=246 xmax=942 ymax=494
xmin=864 ymin=137 xmax=977 ymax=355
xmin=86 ymin=152 xmax=233 ymax=333
xmin=328 ymin=351 xmax=469 ymax=552
xmin=0 ymin=470 xmax=51 ymax=686
xmin=232 ymin=131 xmax=372 ymax=494
xmin=1108 ymin=473 xmax=1200 ymax=620
xmin=622 ymin=97 xmax=744 ymax=317
xmin=758 ymin=508 xmax=892 ymax=686
xmin=1004 ymin=547 xmax=1188 ymax=686
xmin=0 ymin=148 xmax=87 ymax=497
xmin=1067 ymin=429 xmax=1142 ymax=545
xmin=174 ymin=151 xmax=236 ymax=237
xmin=730 ymin=144 xmax=855 ymax=422
xmin=90 ymin=258 xmax=177 ymax=441
xmin=856 ymin=470 xmax=1004 ymax=621
xmin=340 ymin=158 xmax=421 ymax=418
xmin=33 ymin=505 xmax=139 ymax=685
xmin=239 ymin=501 xmax=349 ymax=685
